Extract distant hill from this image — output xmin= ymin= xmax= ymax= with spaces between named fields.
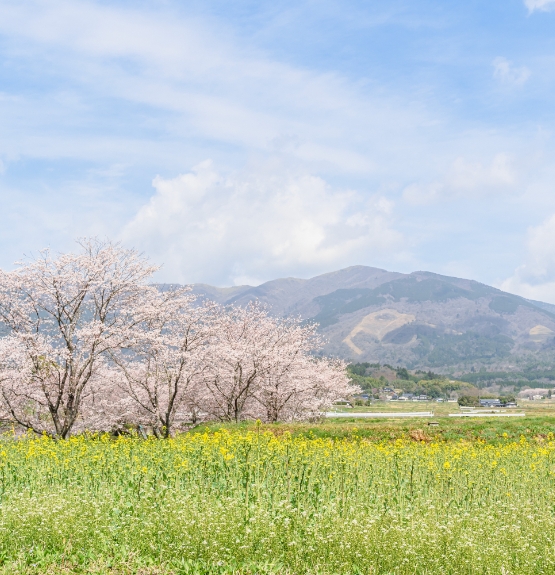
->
xmin=191 ymin=266 xmax=555 ymax=372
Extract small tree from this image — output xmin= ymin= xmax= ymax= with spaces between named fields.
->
xmin=458 ymin=395 xmax=479 ymax=407
xmin=396 ymin=367 xmax=410 ymax=380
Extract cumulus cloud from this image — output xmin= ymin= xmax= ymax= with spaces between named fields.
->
xmin=402 ymin=154 xmax=516 ymax=205
xmin=524 ymin=0 xmax=555 ymax=12
xmin=492 ymin=57 xmax=530 ymax=87
xmin=501 ymin=213 xmax=555 ymax=303
xmin=0 ymin=0 xmax=550 ymax=289
xmin=122 ymin=161 xmax=403 ymax=285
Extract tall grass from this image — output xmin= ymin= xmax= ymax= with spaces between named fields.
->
xmin=0 ymin=429 xmax=555 ymax=574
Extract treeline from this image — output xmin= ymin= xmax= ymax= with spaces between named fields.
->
xmin=347 ymin=362 xmax=475 ymax=398
xmin=0 ymin=240 xmax=357 ymax=439
xmin=459 ymin=368 xmax=555 ymax=389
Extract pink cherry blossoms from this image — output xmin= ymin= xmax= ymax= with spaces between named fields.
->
xmin=0 ymin=239 xmax=358 ymax=437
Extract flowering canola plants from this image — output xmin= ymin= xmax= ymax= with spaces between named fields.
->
xmin=1 ymin=430 xmax=555 ymax=574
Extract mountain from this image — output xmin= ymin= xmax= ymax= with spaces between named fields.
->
xmin=191 ymin=266 xmax=555 ymax=372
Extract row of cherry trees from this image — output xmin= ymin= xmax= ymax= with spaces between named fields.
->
xmin=0 ymin=239 xmax=356 ymax=438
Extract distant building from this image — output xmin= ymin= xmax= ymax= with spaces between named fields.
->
xmin=479 ymin=399 xmax=501 ymax=407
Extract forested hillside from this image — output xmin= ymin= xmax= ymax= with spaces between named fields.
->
xmin=193 ymin=266 xmax=555 ymax=372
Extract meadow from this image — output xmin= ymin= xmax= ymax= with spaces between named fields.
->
xmin=2 ymin=419 xmax=555 ymax=574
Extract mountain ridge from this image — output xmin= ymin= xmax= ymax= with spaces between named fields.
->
xmin=190 ymin=266 xmax=555 ymax=371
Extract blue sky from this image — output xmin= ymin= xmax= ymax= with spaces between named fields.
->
xmin=1 ymin=0 xmax=555 ymax=300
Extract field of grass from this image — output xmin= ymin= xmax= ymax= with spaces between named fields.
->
xmin=201 ymin=415 xmax=555 ymax=444
xmin=2 ymin=421 xmax=555 ymax=574
xmin=331 ymin=398 xmax=555 ymax=416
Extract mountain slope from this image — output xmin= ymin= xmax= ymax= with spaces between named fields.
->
xmin=221 ymin=266 xmax=404 ymax=316
xmin=192 ymin=266 xmax=555 ymax=370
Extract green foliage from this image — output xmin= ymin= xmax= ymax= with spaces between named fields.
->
xmin=346 ymin=373 xmax=380 ymax=392
xmin=346 ymin=363 xmax=384 ymax=392
xmin=346 ymin=363 xmax=477 ymax=398
xmin=414 ymin=369 xmax=442 ymax=380
xmin=396 ymin=367 xmax=410 ymax=380
xmin=458 ymin=395 xmax=480 ymax=407
xmin=400 ymin=379 xmax=475 ymax=398
xmin=197 ymin=417 xmax=555 ymax=443
xmin=459 ymin=367 xmax=555 ymax=387
xmin=347 ymin=362 xmax=380 ymax=376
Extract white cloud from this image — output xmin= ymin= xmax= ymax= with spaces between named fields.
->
xmin=492 ymin=57 xmax=530 ymax=87
xmin=122 ymin=161 xmax=403 ymax=285
xmin=524 ymin=0 xmax=555 ymax=12
xmin=450 ymin=154 xmax=516 ymax=189
xmin=0 ymin=0 xmax=551 ymax=289
xmin=402 ymin=182 xmax=443 ymax=205
xmin=501 ymin=213 xmax=555 ymax=303
xmin=402 ymin=153 xmax=517 ymax=205
xmin=0 ymin=0 xmax=431 ymax=176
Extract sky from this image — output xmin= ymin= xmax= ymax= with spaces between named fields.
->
xmin=2 ymin=1 xmax=555 ymax=301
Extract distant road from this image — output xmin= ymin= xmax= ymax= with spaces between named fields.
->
xmin=449 ymin=413 xmax=526 ymax=417
xmin=325 ymin=412 xmax=434 ymax=418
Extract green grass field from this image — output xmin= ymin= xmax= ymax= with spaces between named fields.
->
xmin=199 ymin=400 xmax=555 ymax=444
xmin=1 ymin=411 xmax=555 ymax=574
xmin=330 ymin=398 xmax=555 ymax=416
xmin=198 ymin=416 xmax=555 ymax=444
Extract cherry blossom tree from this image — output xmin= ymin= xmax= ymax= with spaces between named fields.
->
xmin=201 ymin=303 xmax=359 ymax=423
xmin=251 ymin=319 xmax=358 ymax=422
xmin=255 ymin=354 xmax=354 ymax=423
xmin=278 ymin=356 xmax=357 ymax=421
xmin=0 ymin=238 xmax=159 ymax=438
xmin=251 ymin=318 xmax=319 ymax=422
xmin=111 ymin=290 xmax=217 ymax=437
xmin=201 ymin=302 xmax=279 ymax=422
xmin=0 ymin=238 xmax=360 ymax=436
